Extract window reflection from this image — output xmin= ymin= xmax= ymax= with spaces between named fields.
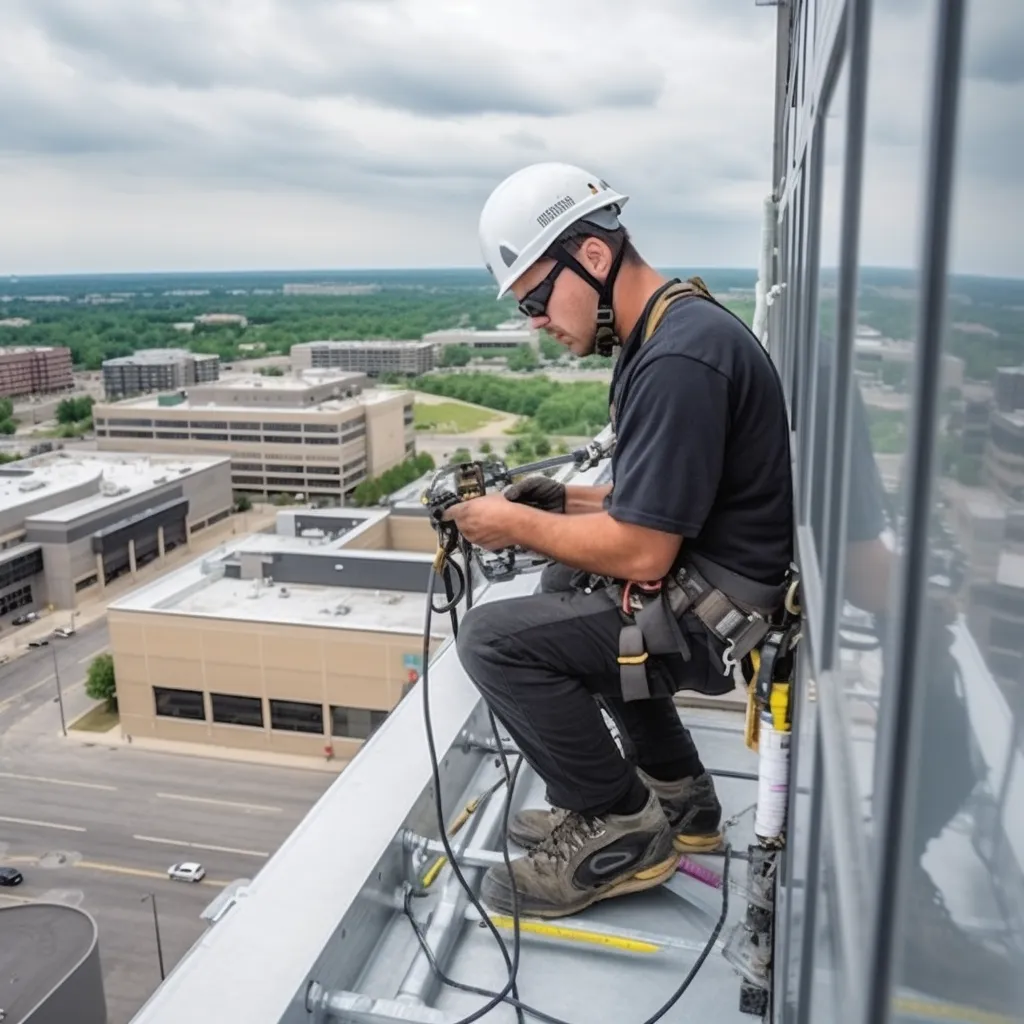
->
xmin=887 ymin=0 xmax=1024 ymax=1016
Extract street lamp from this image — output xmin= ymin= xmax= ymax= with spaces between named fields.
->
xmin=141 ymin=892 xmax=166 ymax=980
xmin=50 ymin=643 xmax=66 ymax=738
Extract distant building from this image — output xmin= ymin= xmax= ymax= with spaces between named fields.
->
xmin=291 ymin=340 xmax=436 ymax=378
xmin=983 ymin=368 xmax=1024 ymax=504
xmin=93 ymin=371 xmax=415 ymax=503
xmin=195 ymin=313 xmax=248 ymax=327
xmin=102 ymin=349 xmax=220 ymax=399
xmin=0 ymin=450 xmax=232 ymax=614
xmin=423 ymin=325 xmax=539 ymax=353
xmin=283 ymin=283 xmax=381 ymax=296
xmin=0 ymin=346 xmax=73 ymax=399
xmin=0 ymin=317 xmax=31 ymax=328
xmin=110 ymin=506 xmax=442 ymax=762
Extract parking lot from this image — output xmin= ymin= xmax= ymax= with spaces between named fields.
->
xmin=0 ymin=714 xmax=334 ymax=1022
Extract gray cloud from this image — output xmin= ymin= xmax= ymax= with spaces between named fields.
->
xmin=24 ymin=0 xmax=664 ymax=119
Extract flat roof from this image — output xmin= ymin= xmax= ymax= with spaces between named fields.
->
xmin=205 ymin=371 xmax=363 ymax=391
xmin=103 ymin=348 xmax=194 ymax=366
xmin=296 ymin=340 xmax=433 ymax=350
xmin=0 ymin=345 xmax=63 ymax=354
xmin=110 ymin=526 xmax=449 ymax=637
xmin=996 ymin=552 xmax=1024 ymax=589
xmin=99 ymin=386 xmax=402 ymax=414
xmin=0 ymin=903 xmax=98 ymax=1023
xmin=4 ymin=451 xmax=227 ymax=522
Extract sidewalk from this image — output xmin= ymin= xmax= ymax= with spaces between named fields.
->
xmin=62 ymin=704 xmax=349 ymax=775
xmin=0 ymin=503 xmax=279 ymax=664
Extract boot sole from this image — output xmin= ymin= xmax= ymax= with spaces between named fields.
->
xmin=673 ymin=830 xmax=723 ymax=853
xmin=484 ymin=851 xmax=682 ymax=921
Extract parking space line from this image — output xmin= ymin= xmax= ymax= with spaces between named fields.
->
xmin=0 ymin=772 xmax=117 ymax=792
xmin=0 ymin=815 xmax=86 ymax=832
xmin=133 ymin=834 xmax=269 ymax=858
xmin=156 ymin=792 xmax=281 ymax=813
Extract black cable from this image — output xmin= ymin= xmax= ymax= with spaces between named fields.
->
xmin=421 ymin=564 xmax=526 ymax=1024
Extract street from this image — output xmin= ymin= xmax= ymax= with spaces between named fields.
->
xmin=0 ymin=620 xmax=110 ymax=735
xmin=0 ymin=622 xmax=335 ymax=1023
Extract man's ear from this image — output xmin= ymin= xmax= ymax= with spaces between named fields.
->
xmin=580 ymin=238 xmax=612 ymax=280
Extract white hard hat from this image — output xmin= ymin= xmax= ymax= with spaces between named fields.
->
xmin=478 ymin=162 xmax=629 ymax=298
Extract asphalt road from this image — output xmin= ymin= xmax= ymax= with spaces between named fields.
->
xmin=0 ymin=620 xmax=110 ymax=735
xmin=0 ymin=630 xmax=335 ymax=1024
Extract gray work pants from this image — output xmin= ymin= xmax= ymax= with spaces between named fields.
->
xmin=456 ymin=564 xmax=729 ymax=816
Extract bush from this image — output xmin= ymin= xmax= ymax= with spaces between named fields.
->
xmin=234 ymin=493 xmax=253 ymax=512
xmin=85 ymin=653 xmax=117 ymax=709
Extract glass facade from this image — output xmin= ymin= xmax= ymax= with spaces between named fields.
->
xmin=772 ymin=1 xmax=1024 ymax=1020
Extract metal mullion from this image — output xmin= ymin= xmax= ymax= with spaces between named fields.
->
xmin=820 ymin=0 xmax=873 ymax=670
xmin=794 ymin=722 xmax=828 ymax=1024
xmin=861 ymin=2 xmax=967 ymax=1022
xmin=797 ymin=138 xmax=823 ymax=530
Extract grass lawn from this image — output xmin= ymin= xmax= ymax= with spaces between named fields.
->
xmin=414 ymin=401 xmax=498 ymax=433
xmin=70 ymin=703 xmax=120 ymax=733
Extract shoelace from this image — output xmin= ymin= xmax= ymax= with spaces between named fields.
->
xmin=531 ymin=811 xmax=604 ymax=864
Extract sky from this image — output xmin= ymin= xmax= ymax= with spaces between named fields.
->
xmin=0 ymin=0 xmax=1020 ymax=278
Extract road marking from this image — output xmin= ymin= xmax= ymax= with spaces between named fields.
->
xmin=0 ymin=772 xmax=117 ymax=792
xmin=0 ymin=892 xmax=34 ymax=905
xmin=133 ymin=834 xmax=269 ymax=858
xmin=76 ymin=860 xmax=230 ymax=887
xmin=155 ymin=792 xmax=281 ymax=814
xmin=0 ymin=815 xmax=86 ymax=833
xmin=0 ymin=675 xmax=55 ymax=711
xmin=77 ymin=647 xmax=108 ymax=666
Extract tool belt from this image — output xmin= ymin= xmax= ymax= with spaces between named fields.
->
xmin=604 ymin=553 xmax=794 ymax=703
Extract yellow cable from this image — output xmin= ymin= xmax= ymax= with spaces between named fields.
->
xmin=487 ymin=915 xmax=661 ymax=954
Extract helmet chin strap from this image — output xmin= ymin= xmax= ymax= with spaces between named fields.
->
xmin=552 ymin=242 xmax=627 ymax=358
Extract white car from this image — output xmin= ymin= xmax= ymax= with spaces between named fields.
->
xmin=167 ymin=862 xmax=206 ymax=883
xmin=52 ymin=627 xmax=76 ymax=638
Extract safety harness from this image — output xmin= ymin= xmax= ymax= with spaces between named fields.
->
xmin=602 ymin=278 xmax=797 ymax=701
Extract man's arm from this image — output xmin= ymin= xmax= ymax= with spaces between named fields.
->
xmin=564 ymin=483 xmax=613 ymax=515
xmin=504 ymin=502 xmax=682 ymax=581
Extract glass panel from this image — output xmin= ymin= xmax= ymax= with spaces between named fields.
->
xmin=153 ymin=687 xmax=205 ymax=720
xmin=210 ymin=692 xmax=264 ymax=728
xmin=837 ymin=0 xmax=937 ymax=846
xmin=269 ymin=698 xmax=323 ymax=734
xmin=888 ymin=2 xmax=1024 ymax=1018
xmin=808 ymin=59 xmax=848 ymax=565
xmin=808 ymin=814 xmax=846 ymax=1020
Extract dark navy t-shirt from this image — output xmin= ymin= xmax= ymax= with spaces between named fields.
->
xmin=607 ymin=284 xmax=794 ymax=585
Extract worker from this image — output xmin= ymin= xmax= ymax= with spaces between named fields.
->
xmin=445 ymin=162 xmax=795 ymax=919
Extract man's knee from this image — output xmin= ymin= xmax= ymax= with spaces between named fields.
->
xmin=455 ymin=602 xmax=507 ymax=683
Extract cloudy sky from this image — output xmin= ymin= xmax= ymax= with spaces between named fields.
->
xmin=1 ymin=0 xmax=1020 ymax=277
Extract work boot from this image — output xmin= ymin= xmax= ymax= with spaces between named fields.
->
xmin=899 ymin=869 xmax=1021 ymax=1018
xmin=508 ymin=771 xmax=722 ymax=853
xmin=482 ymin=788 xmax=679 ymax=919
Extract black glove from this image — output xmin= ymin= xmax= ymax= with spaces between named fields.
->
xmin=503 ymin=476 xmax=565 ymax=513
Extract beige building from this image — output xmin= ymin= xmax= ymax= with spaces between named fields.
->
xmin=92 ymin=371 xmax=416 ymax=503
xmin=291 ymin=340 xmax=436 ymax=378
xmin=109 ymin=506 xmax=446 ymax=762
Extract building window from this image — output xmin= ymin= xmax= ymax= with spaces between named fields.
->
xmin=269 ymin=698 xmax=323 ymax=734
xmin=211 ymin=692 xmax=263 ymax=728
xmin=330 ymin=705 xmax=388 ymax=739
xmin=264 ymin=435 xmax=303 ymax=444
xmin=154 ymin=687 xmax=206 ymax=720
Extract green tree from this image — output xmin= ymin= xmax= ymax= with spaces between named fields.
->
xmin=0 ymin=399 xmax=12 ymax=420
xmin=234 ymin=493 xmax=253 ymax=512
xmin=439 ymin=344 xmax=472 ymax=367
xmin=449 ymin=447 xmax=472 ymax=464
xmin=0 ymin=419 xmax=15 ymax=436
xmin=86 ymin=653 xmax=117 ymax=709
xmin=56 ymin=396 xmax=94 ymax=424
xmin=539 ymin=336 xmax=563 ymax=361
xmin=479 ymin=441 xmax=493 ymax=455
xmin=507 ymin=347 xmax=539 ymax=372
xmin=532 ymin=435 xmax=551 ymax=456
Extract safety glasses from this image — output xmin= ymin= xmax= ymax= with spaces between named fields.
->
xmin=516 ymin=261 xmax=565 ymax=319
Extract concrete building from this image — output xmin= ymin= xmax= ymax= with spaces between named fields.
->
xmin=0 ymin=450 xmax=232 ymax=616
xmin=109 ymin=506 xmax=443 ymax=761
xmin=102 ymin=348 xmax=220 ymax=399
xmin=0 ymin=903 xmax=106 ymax=1024
xmin=291 ymin=340 xmax=436 ymax=378
xmin=422 ymin=325 xmax=539 ymax=353
xmin=92 ymin=372 xmax=416 ymax=503
xmin=854 ymin=335 xmax=965 ymax=391
xmin=0 ymin=347 xmax=73 ymax=399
